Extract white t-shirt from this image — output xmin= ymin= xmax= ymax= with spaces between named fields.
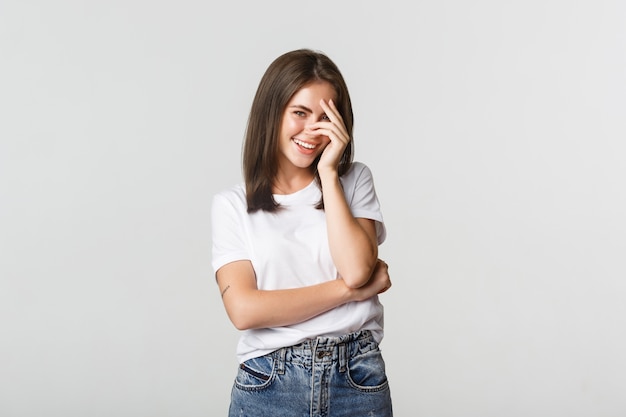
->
xmin=211 ymin=162 xmax=386 ymax=363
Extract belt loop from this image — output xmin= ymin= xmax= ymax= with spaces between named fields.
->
xmin=276 ymin=348 xmax=286 ymax=375
xmin=339 ymin=343 xmax=347 ymax=373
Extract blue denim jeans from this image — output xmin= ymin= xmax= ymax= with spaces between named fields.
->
xmin=229 ymin=330 xmax=392 ymax=417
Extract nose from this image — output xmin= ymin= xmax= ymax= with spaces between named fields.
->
xmin=302 ymin=125 xmax=322 ymax=141
xmin=303 ymin=117 xmax=328 ymax=138
xmin=302 ymin=131 xmax=319 ymax=141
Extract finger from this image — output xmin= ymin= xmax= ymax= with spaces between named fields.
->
xmin=310 ymin=100 xmax=347 ymax=137
xmin=319 ymin=99 xmax=344 ymax=124
xmin=306 ymin=122 xmax=346 ymax=142
xmin=328 ymin=99 xmax=345 ymax=123
xmin=308 ymin=128 xmax=349 ymax=150
xmin=378 ymin=283 xmax=391 ymax=294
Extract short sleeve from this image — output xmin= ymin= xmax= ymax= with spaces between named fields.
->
xmin=211 ymin=191 xmax=250 ymax=275
xmin=341 ymin=162 xmax=387 ymax=245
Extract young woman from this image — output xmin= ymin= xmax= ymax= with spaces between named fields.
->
xmin=211 ymin=49 xmax=393 ymax=416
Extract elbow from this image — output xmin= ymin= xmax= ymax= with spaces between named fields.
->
xmin=226 ymin=303 xmax=258 ymax=331
xmin=341 ymin=264 xmax=377 ymax=289
xmin=229 ymin=313 xmax=256 ymax=331
xmin=343 ymin=279 xmax=368 ymax=290
xmin=338 ymin=249 xmax=378 ymax=289
xmin=227 ymin=306 xmax=261 ymax=331
xmin=222 ymin=287 xmax=263 ymax=330
xmin=342 ymin=275 xmax=369 ymax=289
xmin=228 ymin=303 xmax=269 ymax=331
xmin=232 ymin=320 xmax=253 ymax=331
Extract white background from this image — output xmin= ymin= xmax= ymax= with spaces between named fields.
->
xmin=1 ymin=1 xmax=625 ymax=416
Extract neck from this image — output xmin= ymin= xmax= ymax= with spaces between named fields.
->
xmin=273 ymin=169 xmax=316 ymax=195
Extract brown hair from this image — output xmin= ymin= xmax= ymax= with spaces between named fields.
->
xmin=243 ymin=49 xmax=354 ymax=212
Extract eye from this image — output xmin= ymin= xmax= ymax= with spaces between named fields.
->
xmin=321 ymin=114 xmax=330 ymax=121
xmin=294 ymin=110 xmax=306 ymax=117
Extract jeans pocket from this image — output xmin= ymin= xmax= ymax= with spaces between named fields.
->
xmin=346 ymin=348 xmax=389 ymax=392
xmin=234 ymin=355 xmax=276 ymax=391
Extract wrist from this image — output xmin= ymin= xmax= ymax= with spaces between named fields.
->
xmin=317 ymin=167 xmax=339 ymax=184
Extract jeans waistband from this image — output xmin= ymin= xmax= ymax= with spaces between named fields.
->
xmin=273 ymin=330 xmax=376 ymax=374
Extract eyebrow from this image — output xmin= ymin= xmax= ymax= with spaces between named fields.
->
xmin=288 ymin=104 xmax=313 ymax=113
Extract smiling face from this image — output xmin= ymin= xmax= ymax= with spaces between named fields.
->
xmin=276 ymin=81 xmax=337 ymax=181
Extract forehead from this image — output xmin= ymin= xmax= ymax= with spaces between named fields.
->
xmin=288 ymin=81 xmax=337 ymax=104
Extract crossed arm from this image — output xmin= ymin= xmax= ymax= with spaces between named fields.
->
xmin=218 ymin=168 xmax=388 ymax=331
xmin=216 ymin=256 xmax=391 ymax=331
xmin=216 ymin=179 xmax=389 ymax=331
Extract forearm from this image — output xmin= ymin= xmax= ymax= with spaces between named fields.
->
xmin=217 ymin=259 xmax=391 ymax=331
xmin=224 ymin=278 xmax=353 ymax=330
xmin=320 ymin=171 xmax=378 ymax=288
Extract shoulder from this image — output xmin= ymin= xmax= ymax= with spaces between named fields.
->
xmin=345 ymin=161 xmax=371 ymax=176
xmin=341 ymin=161 xmax=374 ymax=187
xmin=212 ymin=183 xmax=247 ymax=211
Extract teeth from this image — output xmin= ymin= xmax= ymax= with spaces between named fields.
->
xmin=293 ymin=139 xmax=315 ymax=149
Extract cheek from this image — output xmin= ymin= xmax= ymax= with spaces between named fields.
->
xmin=283 ymin=117 xmax=305 ymax=133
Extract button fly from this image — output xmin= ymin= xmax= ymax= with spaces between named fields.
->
xmin=317 ymin=350 xmax=330 ymax=359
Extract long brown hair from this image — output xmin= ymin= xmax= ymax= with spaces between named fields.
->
xmin=243 ymin=49 xmax=354 ymax=213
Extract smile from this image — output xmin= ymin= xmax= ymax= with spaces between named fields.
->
xmin=292 ymin=138 xmax=316 ymax=149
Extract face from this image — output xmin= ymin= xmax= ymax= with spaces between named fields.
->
xmin=277 ymin=81 xmax=336 ymax=176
